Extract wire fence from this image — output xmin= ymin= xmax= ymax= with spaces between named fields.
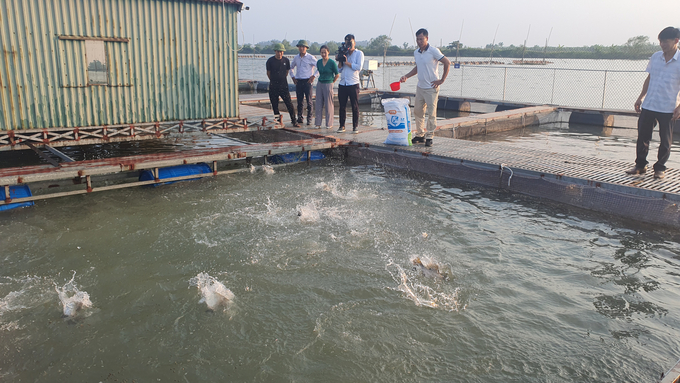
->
xmin=375 ymin=57 xmax=650 ymax=111
xmin=239 ymin=55 xmax=654 ymax=111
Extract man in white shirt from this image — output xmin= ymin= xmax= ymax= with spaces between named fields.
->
xmin=337 ymin=34 xmax=364 ymax=134
xmin=400 ymin=28 xmax=450 ymax=147
xmin=627 ymin=27 xmax=680 ymax=179
xmin=290 ymin=40 xmax=317 ymax=125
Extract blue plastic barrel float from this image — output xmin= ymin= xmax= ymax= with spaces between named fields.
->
xmin=0 ymin=185 xmax=35 ymax=211
xmin=268 ymin=151 xmax=325 ymax=164
xmin=138 ymin=163 xmax=213 ymax=186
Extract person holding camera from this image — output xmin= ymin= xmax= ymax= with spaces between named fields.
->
xmin=290 ymin=40 xmax=317 ymax=126
xmin=337 ymin=34 xmax=364 ymax=134
xmin=400 ymin=28 xmax=450 ymax=147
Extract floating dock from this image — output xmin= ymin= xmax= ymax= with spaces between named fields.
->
xmin=2 ymin=92 xmax=680 ymax=233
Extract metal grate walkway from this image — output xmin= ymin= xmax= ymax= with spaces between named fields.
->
xmin=306 ymin=126 xmax=680 ymax=197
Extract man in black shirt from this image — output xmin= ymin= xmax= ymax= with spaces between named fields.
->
xmin=266 ymin=43 xmax=299 ymax=127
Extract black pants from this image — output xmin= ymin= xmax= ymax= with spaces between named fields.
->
xmin=338 ymin=84 xmax=360 ymax=128
xmin=295 ymin=78 xmax=313 ymax=122
xmin=269 ymin=84 xmax=296 ymax=123
xmin=635 ymin=108 xmax=674 ymax=171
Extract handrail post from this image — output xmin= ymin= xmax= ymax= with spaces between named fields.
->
xmin=503 ymin=67 xmax=507 ymax=101
xmin=602 ymin=70 xmax=608 ymax=108
xmin=551 ymin=68 xmax=556 ymax=104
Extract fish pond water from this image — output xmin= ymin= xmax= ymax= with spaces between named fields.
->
xmin=1 ymin=162 xmax=680 ymax=382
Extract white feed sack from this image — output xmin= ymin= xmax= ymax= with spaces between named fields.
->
xmin=382 ymin=98 xmax=412 ymax=146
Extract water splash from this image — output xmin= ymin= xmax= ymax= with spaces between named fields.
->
xmin=262 ymin=165 xmax=275 ymax=175
xmin=54 ymin=271 xmax=92 ymax=318
xmin=314 ymin=179 xmax=376 ymax=201
xmin=249 ymin=164 xmax=256 ymax=173
xmin=297 ymin=200 xmax=320 ymax=222
xmin=386 ymin=259 xmax=463 ymax=312
xmin=189 ymin=272 xmax=234 ymax=311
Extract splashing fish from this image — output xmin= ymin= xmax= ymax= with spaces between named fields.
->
xmin=190 ymin=272 xmax=234 ymax=311
xmin=54 ymin=271 xmax=92 ymax=318
xmin=412 ymin=257 xmax=449 ymax=281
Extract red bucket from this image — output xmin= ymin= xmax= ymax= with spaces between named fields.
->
xmin=390 ymin=81 xmax=400 ymax=91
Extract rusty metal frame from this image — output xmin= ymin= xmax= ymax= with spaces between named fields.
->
xmin=0 ymin=137 xmax=336 ymax=206
xmin=0 ymin=116 xmax=283 ymax=151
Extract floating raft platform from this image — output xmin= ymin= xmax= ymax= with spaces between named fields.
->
xmin=322 ymin=123 xmax=680 ymax=228
xmin=2 ymin=92 xmax=680 ymax=232
xmin=0 ymin=136 xmax=340 ymax=205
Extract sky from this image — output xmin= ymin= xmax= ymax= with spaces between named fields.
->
xmin=236 ymin=0 xmax=679 ymax=48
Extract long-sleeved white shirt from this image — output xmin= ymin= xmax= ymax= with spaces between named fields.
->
xmin=339 ymin=49 xmax=364 ymax=86
xmin=290 ymin=53 xmax=318 ymax=80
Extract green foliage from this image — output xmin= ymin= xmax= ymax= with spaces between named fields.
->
xmin=239 ymin=35 xmax=660 ymax=60
xmin=325 ymin=41 xmax=339 ymax=55
xmin=448 ymin=41 xmax=463 ymax=49
xmin=367 ymin=35 xmax=392 ymax=53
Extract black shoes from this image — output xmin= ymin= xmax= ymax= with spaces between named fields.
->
xmin=654 ymin=170 xmax=666 ymax=179
xmin=411 ymin=136 xmax=432 ymax=146
xmin=352 ymin=127 xmax=359 ymax=134
xmin=337 ymin=126 xmax=345 ymax=133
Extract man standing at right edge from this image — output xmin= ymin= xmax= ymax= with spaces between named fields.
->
xmin=400 ymin=28 xmax=450 ymax=147
xmin=337 ymin=34 xmax=364 ymax=134
xmin=626 ymin=26 xmax=680 ymax=179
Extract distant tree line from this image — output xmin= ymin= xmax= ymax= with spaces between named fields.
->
xmin=239 ymin=35 xmax=659 ymax=60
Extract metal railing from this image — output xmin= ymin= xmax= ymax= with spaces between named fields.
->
xmin=451 ymin=65 xmax=647 ymax=110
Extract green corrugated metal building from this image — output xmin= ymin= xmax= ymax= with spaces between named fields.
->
xmin=0 ymin=0 xmax=243 ymax=131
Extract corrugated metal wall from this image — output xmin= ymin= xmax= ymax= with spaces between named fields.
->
xmin=0 ymin=0 xmax=240 ymax=131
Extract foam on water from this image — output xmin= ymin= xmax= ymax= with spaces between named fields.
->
xmin=54 ymin=271 xmax=92 ymax=318
xmin=1 ymin=275 xmax=59 ymax=326
xmin=262 ymin=165 xmax=275 ymax=175
xmin=189 ymin=272 xmax=234 ymax=311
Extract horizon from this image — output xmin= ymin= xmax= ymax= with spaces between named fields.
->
xmin=236 ymin=0 xmax=677 ymax=49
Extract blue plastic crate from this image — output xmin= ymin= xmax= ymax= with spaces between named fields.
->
xmin=0 ymin=185 xmax=35 ymax=211
xmin=268 ymin=151 xmax=325 ymax=164
xmin=139 ymin=163 xmax=213 ymax=186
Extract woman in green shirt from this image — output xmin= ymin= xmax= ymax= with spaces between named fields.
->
xmin=315 ymin=45 xmax=340 ymax=129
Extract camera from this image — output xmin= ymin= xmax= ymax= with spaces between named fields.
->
xmin=336 ymin=42 xmax=349 ymax=63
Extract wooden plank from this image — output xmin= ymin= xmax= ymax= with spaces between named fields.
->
xmin=25 ymin=143 xmax=60 ymax=167
xmin=45 ymin=145 xmax=75 ymax=162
